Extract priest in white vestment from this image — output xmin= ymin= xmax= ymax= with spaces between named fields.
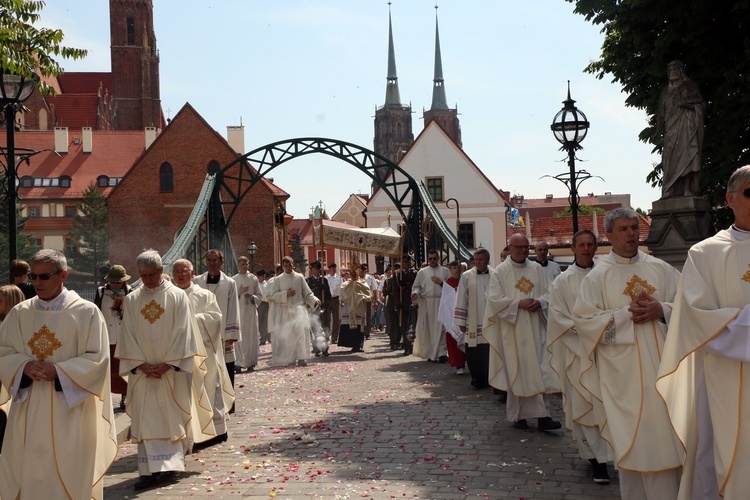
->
xmin=173 ymin=259 xmax=235 ymax=443
xmin=411 ymin=250 xmax=451 ymax=362
xmin=455 ymin=248 xmax=495 ymax=389
xmin=194 ymin=249 xmax=241 ymax=394
xmin=118 ymin=250 xmax=214 ymax=490
xmin=0 ymin=249 xmax=117 ymax=499
xmin=483 ymin=234 xmax=561 ymax=431
xmin=657 ymin=165 xmax=750 ymax=500
xmin=547 ymin=230 xmax=613 ymax=484
xmin=233 ymin=256 xmax=262 ymax=372
xmin=534 ymin=241 xmax=562 ymax=283
xmin=573 ymin=208 xmax=682 ymax=500
xmin=265 ymin=256 xmax=320 ymax=366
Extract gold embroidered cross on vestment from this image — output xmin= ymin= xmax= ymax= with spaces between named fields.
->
xmin=141 ymin=300 xmax=165 ymax=324
xmin=515 ymin=276 xmax=534 ymax=295
xmin=623 ymin=274 xmax=656 ymax=301
xmin=28 ymin=325 xmax=62 ymax=361
xmin=742 ymin=265 xmax=750 ymax=284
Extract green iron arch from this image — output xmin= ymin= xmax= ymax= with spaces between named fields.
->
xmin=211 ymin=137 xmax=426 ymax=265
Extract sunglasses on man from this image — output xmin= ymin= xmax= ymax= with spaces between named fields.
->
xmin=28 ymin=271 xmax=62 ymax=281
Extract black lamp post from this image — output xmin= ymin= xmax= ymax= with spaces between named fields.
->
xmin=247 ymin=241 xmax=258 ymax=273
xmin=445 ymin=197 xmax=460 ymax=262
xmin=549 ymin=81 xmax=590 ymax=234
xmin=1 ymin=69 xmax=38 ymax=266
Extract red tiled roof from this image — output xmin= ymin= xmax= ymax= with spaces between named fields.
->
xmin=14 ymin=130 xmax=147 ymax=200
xmin=525 ymin=214 xmax=651 ymax=247
xmin=46 ymin=94 xmax=100 ymax=129
xmin=57 ymin=73 xmax=112 ymax=94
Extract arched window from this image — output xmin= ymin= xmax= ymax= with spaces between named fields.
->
xmin=126 ymin=11 xmax=135 ymax=45
xmin=160 ymin=163 xmax=173 ymax=192
xmin=207 ymin=160 xmax=220 ymax=174
xmin=97 ymin=175 xmax=109 ymax=188
xmin=20 ymin=176 xmax=33 ymax=188
xmin=60 ymin=176 xmax=71 ymax=188
xmin=396 ymin=122 xmax=403 ymax=139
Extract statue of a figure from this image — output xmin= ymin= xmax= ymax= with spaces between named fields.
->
xmin=651 ymin=60 xmax=706 ymax=199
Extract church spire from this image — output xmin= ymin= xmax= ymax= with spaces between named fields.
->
xmin=384 ymin=2 xmax=401 ymax=106
xmin=430 ymin=5 xmax=449 ymax=110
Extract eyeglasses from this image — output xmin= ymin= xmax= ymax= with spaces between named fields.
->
xmin=738 ymin=188 xmax=750 ymax=197
xmin=509 ymin=245 xmax=531 ymax=249
xmin=28 ymin=271 xmax=62 ymax=281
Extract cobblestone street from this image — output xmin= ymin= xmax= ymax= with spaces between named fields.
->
xmin=103 ymin=332 xmax=620 ymax=499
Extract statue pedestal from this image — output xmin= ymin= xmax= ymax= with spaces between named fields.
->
xmin=645 ymin=196 xmax=713 ymax=270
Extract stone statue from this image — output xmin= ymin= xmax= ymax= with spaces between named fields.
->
xmin=651 ymin=61 xmax=705 ymax=199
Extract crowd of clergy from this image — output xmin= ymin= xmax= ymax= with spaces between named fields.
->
xmin=2 ymin=166 xmax=750 ymax=498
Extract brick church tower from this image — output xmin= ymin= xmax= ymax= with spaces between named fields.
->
xmin=373 ymin=5 xmax=414 ymax=184
xmin=109 ymin=0 xmax=162 ymax=130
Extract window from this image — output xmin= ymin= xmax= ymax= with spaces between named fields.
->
xmin=159 ymin=163 xmax=173 ymax=192
xmin=65 ymin=238 xmax=78 ymax=253
xmin=126 ymin=11 xmax=135 ymax=45
xmin=109 ymin=177 xmax=120 ymax=187
xmin=33 ymin=238 xmax=42 ymax=248
xmin=65 ymin=206 xmax=77 ymax=217
xmin=60 ymin=176 xmax=71 ymax=188
xmin=20 ymin=176 xmax=33 ymax=188
xmin=97 ymin=175 xmax=109 ymax=188
xmin=28 ymin=206 xmax=41 ymax=218
xmin=458 ymin=222 xmax=475 ymax=250
xmin=426 ymin=177 xmax=443 ymax=202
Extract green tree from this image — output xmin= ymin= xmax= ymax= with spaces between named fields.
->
xmin=567 ymin=0 xmax=750 ymax=228
xmin=553 ymin=204 xmax=606 ymax=217
xmin=64 ymin=183 xmax=108 ymax=289
xmin=0 ymin=172 xmax=37 ymax=283
xmin=0 ymin=0 xmax=88 ymax=94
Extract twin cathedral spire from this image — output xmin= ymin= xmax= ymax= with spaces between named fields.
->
xmin=373 ymin=3 xmax=461 ymax=180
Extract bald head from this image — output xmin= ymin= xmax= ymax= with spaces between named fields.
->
xmin=508 ymin=234 xmax=530 ymax=264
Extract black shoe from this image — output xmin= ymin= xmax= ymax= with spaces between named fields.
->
xmin=229 ymin=403 xmax=235 ymax=415
xmin=438 ymin=355 xmax=448 ymax=363
xmin=119 ymin=397 xmax=126 ymax=410
xmin=323 ymin=350 xmax=330 ymax=357
xmin=234 ymin=366 xmax=243 ymax=374
xmin=513 ymin=419 xmax=529 ymax=429
xmin=497 ymin=394 xmax=507 ymax=404
xmin=592 ymin=461 xmax=610 ymax=484
xmin=259 ymin=341 xmax=267 ymax=346
xmin=537 ymin=417 xmax=562 ymax=431
xmin=134 ymin=474 xmax=160 ymax=490
xmin=248 ymin=366 xmax=255 ymax=372
xmin=350 ymin=347 xmax=364 ymax=353
xmin=315 ymin=352 xmax=322 ymax=357
xmin=297 ymin=359 xmax=308 ymax=367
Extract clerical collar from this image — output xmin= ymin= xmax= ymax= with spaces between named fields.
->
xmin=730 ymin=225 xmax=750 ymax=241
xmin=145 ymin=279 xmax=167 ymax=291
xmin=206 ymin=273 xmax=221 ymax=284
xmin=510 ymin=259 xmax=527 ymax=268
xmin=476 ymin=269 xmax=490 ymax=274
xmin=538 ymin=260 xmax=548 ymax=267
xmin=611 ymin=251 xmax=640 ymax=264
xmin=574 ymin=261 xmax=594 ymax=270
xmin=36 ymin=288 xmax=69 ymax=311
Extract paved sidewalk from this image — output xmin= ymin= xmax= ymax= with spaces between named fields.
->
xmin=103 ymin=332 xmax=620 ymax=499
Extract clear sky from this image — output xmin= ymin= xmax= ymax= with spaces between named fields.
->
xmin=41 ymin=1 xmax=662 ymax=220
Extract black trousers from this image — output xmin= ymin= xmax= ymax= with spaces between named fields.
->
xmin=465 ymin=344 xmax=490 ymax=388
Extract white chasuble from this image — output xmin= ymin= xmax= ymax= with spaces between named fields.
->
xmin=117 ymin=281 xmax=214 ymax=449
xmin=574 ymin=250 xmax=682 ymax=472
xmin=657 ymin=230 xmax=750 ymax=499
xmin=0 ymin=292 xmax=117 ymax=500
xmin=265 ymin=271 xmax=318 ymax=365
xmin=483 ymin=259 xmax=557 ymax=396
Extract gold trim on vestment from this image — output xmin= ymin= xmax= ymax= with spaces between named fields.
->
xmin=515 ymin=276 xmax=534 ymax=295
xmin=140 ymin=300 xmax=165 ymax=324
xmin=622 ymin=274 xmax=656 ymax=301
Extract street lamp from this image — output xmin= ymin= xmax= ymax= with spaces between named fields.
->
xmin=247 ymin=241 xmax=258 ymax=273
xmin=549 ymin=81 xmax=590 ymax=234
xmin=1 ymin=69 xmax=38 ymax=266
xmin=445 ymin=197 xmax=460 ymax=262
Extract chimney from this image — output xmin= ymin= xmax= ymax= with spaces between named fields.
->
xmin=227 ymin=125 xmax=245 ymax=154
xmin=145 ymin=127 xmax=157 ymax=149
xmin=54 ymin=127 xmax=68 ymax=154
xmin=82 ymin=127 xmax=93 ymax=153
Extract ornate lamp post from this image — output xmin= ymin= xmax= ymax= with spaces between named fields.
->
xmin=445 ymin=197 xmax=461 ymax=262
xmin=1 ymin=69 xmax=38 ymax=266
xmin=247 ymin=241 xmax=258 ymax=273
xmin=549 ymin=81 xmax=590 ymax=234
